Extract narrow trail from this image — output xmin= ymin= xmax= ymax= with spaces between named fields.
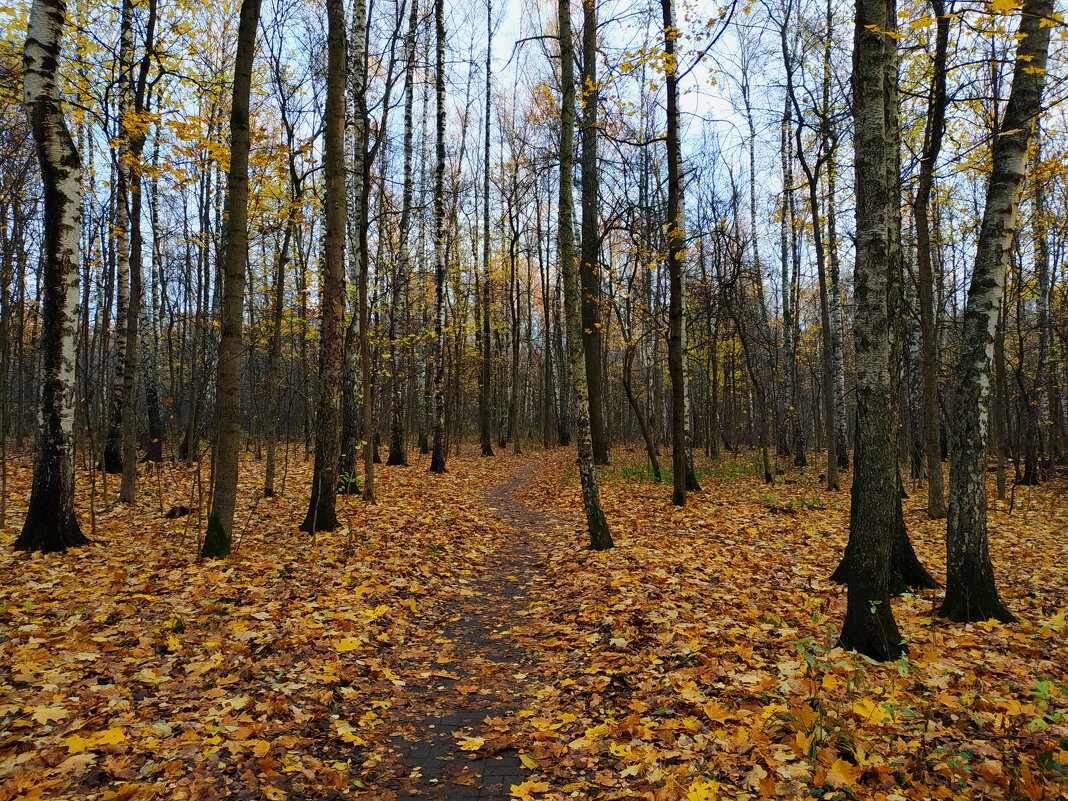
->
xmin=376 ymin=463 xmax=560 ymax=800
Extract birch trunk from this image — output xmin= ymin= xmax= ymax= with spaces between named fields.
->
xmin=16 ymin=0 xmax=89 ymax=552
xmin=389 ymin=0 xmax=420 ymax=467
xmin=941 ymin=0 xmax=1050 ymax=623
xmin=429 ymin=0 xmax=448 ymax=473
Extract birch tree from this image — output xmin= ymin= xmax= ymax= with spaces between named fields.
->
xmin=940 ymin=0 xmax=1052 ymax=623
xmin=15 ymin=0 xmax=90 ymax=552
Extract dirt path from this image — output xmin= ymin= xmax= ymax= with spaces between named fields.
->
xmin=375 ymin=463 xmax=558 ymax=800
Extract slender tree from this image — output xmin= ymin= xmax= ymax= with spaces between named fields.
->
xmin=202 ymin=0 xmax=262 ymax=557
xmin=940 ymin=0 xmax=1051 ymax=623
xmin=478 ymin=0 xmax=494 ymax=458
xmin=663 ymin=0 xmax=699 ymax=505
xmin=301 ymin=0 xmax=347 ymax=531
xmin=429 ymin=0 xmax=448 ymax=473
xmin=580 ymin=0 xmax=608 ymax=465
xmin=388 ymin=0 xmax=420 ymax=467
xmin=913 ymin=0 xmax=949 ymax=518
xmin=559 ymin=0 xmax=612 ymax=549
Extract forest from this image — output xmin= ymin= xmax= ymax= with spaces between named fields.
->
xmin=1 ymin=0 xmax=1067 ymax=797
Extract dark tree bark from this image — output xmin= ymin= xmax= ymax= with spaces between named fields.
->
xmin=203 ymin=0 xmax=261 ymax=557
xmin=478 ymin=0 xmax=494 ymax=459
xmin=580 ymin=0 xmax=607 ymax=465
xmin=662 ymin=0 xmax=699 ymax=506
xmin=837 ymin=0 xmax=904 ymax=661
xmin=914 ymin=0 xmax=949 ymax=519
xmin=558 ymin=0 xmax=611 ymax=549
xmin=300 ymin=0 xmax=346 ymax=532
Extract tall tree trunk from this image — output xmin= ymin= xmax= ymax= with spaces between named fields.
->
xmin=783 ymin=14 xmax=837 ymax=491
xmin=913 ymin=0 xmax=949 ymax=518
xmin=389 ymin=0 xmax=420 ymax=467
xmin=102 ymin=3 xmax=132 ymax=478
xmin=837 ymin=0 xmax=904 ymax=661
xmin=827 ymin=147 xmax=849 ymax=470
xmin=580 ymin=0 xmax=607 ymax=465
xmin=300 ymin=0 xmax=346 ymax=532
xmin=429 ymin=0 xmax=448 ymax=473
xmin=779 ymin=96 xmax=794 ymax=461
xmin=263 ymin=220 xmax=291 ymax=498
xmin=117 ymin=0 xmax=155 ymax=498
xmin=339 ymin=0 xmax=368 ymax=496
xmin=16 ymin=0 xmax=90 ymax=552
xmin=203 ymin=0 xmax=261 ymax=557
xmin=427 ymin=0 xmax=448 ymax=476
xmin=559 ymin=0 xmax=611 ymax=549
xmin=663 ymin=0 xmax=699 ymax=505
xmin=478 ymin=0 xmax=494 ymax=458
xmin=941 ymin=0 xmax=1051 ymax=623
xmin=1032 ymin=129 xmax=1056 ymax=466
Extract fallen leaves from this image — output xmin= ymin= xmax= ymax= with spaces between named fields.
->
xmin=62 ymin=728 xmax=126 ymax=753
xmin=1 ymin=448 xmax=1066 ymax=801
xmin=503 ymin=449 xmax=1068 ymax=801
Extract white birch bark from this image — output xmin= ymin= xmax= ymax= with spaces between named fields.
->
xmin=16 ymin=0 xmax=88 ymax=551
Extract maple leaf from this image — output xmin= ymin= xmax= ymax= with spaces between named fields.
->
xmin=826 ymin=758 xmax=862 ymax=788
xmin=510 ymin=779 xmax=550 ymax=799
xmin=459 ymin=736 xmax=486 ymax=751
xmin=31 ymin=705 xmax=68 ymax=724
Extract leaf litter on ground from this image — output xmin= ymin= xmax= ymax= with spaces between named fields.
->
xmin=0 ymin=447 xmax=1064 ymax=801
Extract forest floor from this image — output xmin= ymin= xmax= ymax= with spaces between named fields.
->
xmin=0 ymin=446 xmax=1065 ymax=801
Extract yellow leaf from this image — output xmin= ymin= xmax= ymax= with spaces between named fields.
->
xmin=510 ymin=779 xmax=550 ymax=799
xmin=826 ymin=757 xmax=862 ymax=788
xmin=702 ymin=701 xmax=733 ymax=723
xmin=990 ymin=0 xmax=1019 ymax=12
xmin=336 ymin=637 xmax=361 ymax=652
xmin=31 ymin=705 xmax=68 ymax=724
xmin=94 ymin=728 xmax=126 ymax=746
xmin=852 ymin=697 xmax=894 ymax=724
xmin=519 ymin=754 xmax=537 ymax=769
xmin=63 ymin=734 xmax=93 ymax=754
xmin=686 ymin=776 xmax=720 ymax=801
xmin=459 ymin=736 xmax=485 ymax=751
xmin=335 ymin=721 xmax=367 ymax=746
xmin=250 ymin=739 xmax=271 ymax=757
